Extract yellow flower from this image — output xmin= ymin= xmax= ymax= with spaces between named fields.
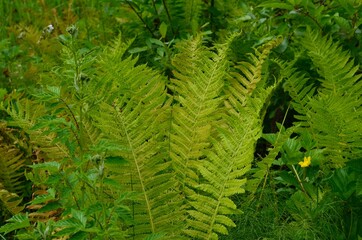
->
xmin=299 ymin=156 xmax=311 ymax=168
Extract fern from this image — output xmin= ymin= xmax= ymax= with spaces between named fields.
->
xmin=0 ymin=141 xmax=26 ymax=220
xmin=171 ymin=35 xmax=282 ymax=239
xmin=92 ymin=36 xmax=183 ymax=239
xmin=93 ymin=36 xmax=135 ymax=104
xmin=1 ymin=95 xmax=70 ymax=162
xmin=164 ymin=0 xmax=205 ymax=36
xmin=0 ymin=184 xmax=24 ymax=216
xmin=280 ymin=61 xmax=316 ymax=125
xmin=0 ymin=33 xmax=284 ymax=239
xmin=283 ymin=29 xmax=362 ymax=166
xmin=301 ymin=30 xmax=361 ymax=95
xmin=0 ymin=145 xmax=25 ymax=196
xmin=169 ymin=35 xmax=227 ymax=194
xmin=184 ymin=0 xmax=204 ymax=34
xmin=226 ymin=37 xmax=283 ymax=120
xmin=169 ymin=34 xmax=232 ymax=239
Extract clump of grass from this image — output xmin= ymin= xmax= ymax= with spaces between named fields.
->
xmin=224 ymin=178 xmax=346 ymax=240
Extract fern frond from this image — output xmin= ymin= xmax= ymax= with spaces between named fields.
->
xmin=169 ymin=35 xmax=227 ymax=193
xmin=92 ymin=38 xmax=183 ymax=239
xmin=92 ymin=35 xmax=135 ymax=103
xmin=287 ymin=30 xmax=362 ymax=165
xmin=307 ymin=94 xmax=362 ymax=165
xmin=166 ymin=0 xmax=209 ymax=37
xmin=1 ymin=96 xmax=69 ymax=162
xmin=0 ymin=145 xmax=26 ymax=195
xmin=185 ymin=118 xmax=255 ymax=239
xmin=0 ymin=183 xmax=24 ymax=215
xmin=281 ymin=62 xmax=316 ymax=124
xmin=226 ymin=36 xmax=283 ymax=112
xmin=182 ymin=37 xmax=282 ymax=239
xmin=301 ymin=29 xmax=362 ymax=95
xmin=184 ymin=0 xmax=204 ymax=34
xmin=1 ymin=95 xmax=45 ymax=130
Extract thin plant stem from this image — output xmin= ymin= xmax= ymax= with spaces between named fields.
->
xmin=291 ymin=164 xmax=309 ymax=197
xmin=126 ymin=1 xmax=156 ymax=38
xmin=258 ymin=104 xmax=291 ymax=205
xmin=161 ymin=0 xmax=175 ymax=37
xmin=151 ymin=0 xmax=158 ymax=17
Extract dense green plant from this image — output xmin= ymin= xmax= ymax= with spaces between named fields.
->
xmin=224 ymin=29 xmax=362 ymax=240
xmin=0 ymin=22 xmax=284 ymax=238
xmin=1 ymin=1 xmax=362 ymax=239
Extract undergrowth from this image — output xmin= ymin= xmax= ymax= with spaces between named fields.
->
xmin=0 ymin=0 xmax=361 ymax=239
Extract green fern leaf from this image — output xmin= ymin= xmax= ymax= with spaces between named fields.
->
xmin=0 ymin=145 xmax=25 ymax=195
xmin=226 ymin=36 xmax=283 ymax=121
xmin=286 ymin=30 xmax=362 ymax=166
xmin=301 ymin=29 xmax=361 ymax=95
xmin=93 ymin=35 xmax=135 ymax=103
xmin=0 ymin=184 xmax=24 ymax=215
xmin=182 ymin=37 xmax=282 ymax=239
xmin=281 ymin=64 xmax=316 ymax=124
xmin=184 ymin=0 xmax=204 ymax=34
xmin=1 ymin=96 xmax=69 ymax=162
xmin=92 ymin=37 xmax=183 ymax=239
xmin=170 ymin=35 xmax=227 ymax=195
xmin=167 ymin=0 xmax=205 ymax=36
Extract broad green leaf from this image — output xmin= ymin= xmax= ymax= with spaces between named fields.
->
xmin=159 ymin=22 xmax=168 ymax=39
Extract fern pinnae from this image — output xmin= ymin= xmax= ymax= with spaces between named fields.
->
xmin=0 ymin=133 xmax=26 ymax=218
xmin=169 ymin=35 xmax=242 ymax=239
xmin=93 ymin=39 xmax=183 ymax=238
xmin=301 ymin=29 xmax=361 ymax=94
xmin=171 ymin=37 xmax=231 ymax=185
xmin=183 ymin=37 xmax=283 ymax=239
xmin=286 ymin=30 xmax=362 ymax=165
xmin=280 ymin=63 xmax=316 ymax=124
xmin=0 ymin=185 xmax=24 ymax=216
xmin=0 ymin=145 xmax=25 ymax=196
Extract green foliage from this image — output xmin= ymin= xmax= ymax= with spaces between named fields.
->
xmin=283 ymin=29 xmax=362 ymax=167
xmin=0 ymin=26 xmax=282 ymax=238
xmin=0 ymin=123 xmax=28 ymax=221
xmin=0 ymin=144 xmax=25 ymax=195
xmin=93 ymin=35 xmax=183 ymax=239
xmin=1 ymin=1 xmax=362 ymax=240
